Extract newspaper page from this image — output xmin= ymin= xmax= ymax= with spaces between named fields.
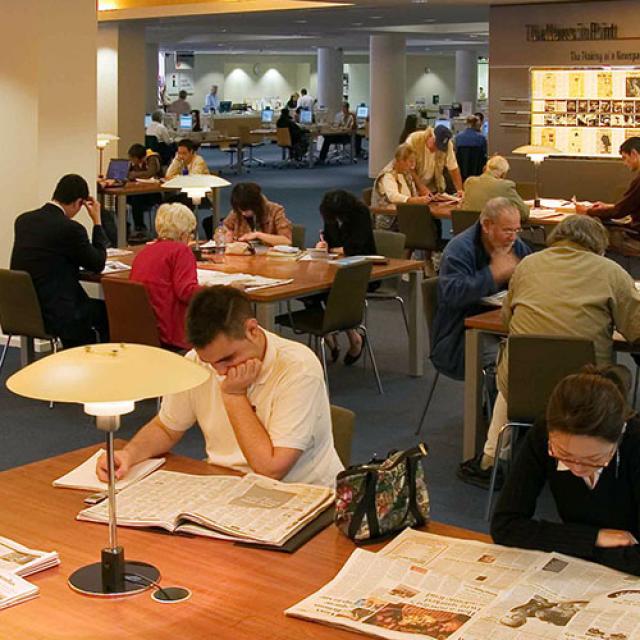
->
xmin=380 ymin=530 xmax=547 ymax=594
xmin=78 ymin=471 xmax=333 ymax=546
xmin=0 ymin=571 xmax=39 ymax=610
xmin=196 ymin=269 xmax=293 ymax=292
xmin=287 ymin=548 xmax=493 ymax=640
xmin=0 ymin=536 xmax=59 ymax=577
xmin=461 ymin=553 xmax=640 ymax=640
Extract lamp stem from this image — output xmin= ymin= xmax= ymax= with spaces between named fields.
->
xmin=534 ymin=162 xmax=541 ymax=208
xmin=105 ymin=428 xmax=119 ymax=550
xmin=99 ymin=147 xmax=105 ymax=179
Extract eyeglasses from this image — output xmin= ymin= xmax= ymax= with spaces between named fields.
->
xmin=547 ymin=440 xmax=618 ymax=471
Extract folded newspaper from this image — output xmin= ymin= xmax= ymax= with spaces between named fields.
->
xmin=286 ymin=528 xmax=640 ymax=640
xmin=196 ymin=269 xmax=293 ymax=292
xmin=78 ymin=471 xmax=334 ymax=548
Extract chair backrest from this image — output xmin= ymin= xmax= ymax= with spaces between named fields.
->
xmin=508 ymin=334 xmax=596 ymax=424
xmin=421 ymin=276 xmax=438 ymax=336
xmin=396 ymin=203 xmax=439 ymax=251
xmin=144 ymin=135 xmax=160 ymax=152
xmin=0 ymin=269 xmax=50 ymax=339
xmin=451 ymin=209 xmax=480 ymax=236
xmin=291 ymin=224 xmax=306 ymax=250
xmin=361 ymin=187 xmax=373 ymax=207
xmin=322 ymin=261 xmax=373 ymax=334
xmin=102 ymin=278 xmax=162 ymax=347
xmin=276 ymin=127 xmax=292 ymax=148
xmin=374 ymin=230 xmax=406 ymax=258
xmin=515 ymin=182 xmax=536 ymax=201
xmin=330 ymin=404 xmax=355 ymax=467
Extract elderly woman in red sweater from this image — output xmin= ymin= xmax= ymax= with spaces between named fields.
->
xmin=131 ymin=203 xmax=200 ymax=350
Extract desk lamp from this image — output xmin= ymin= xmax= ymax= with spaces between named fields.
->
xmin=512 ymin=144 xmax=561 ymax=208
xmin=7 ymin=343 xmax=209 ymax=597
xmin=96 ymin=133 xmax=119 ymax=178
xmin=163 ymin=175 xmax=231 ymax=250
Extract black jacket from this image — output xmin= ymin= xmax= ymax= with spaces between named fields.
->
xmin=10 ymin=203 xmax=108 ymax=337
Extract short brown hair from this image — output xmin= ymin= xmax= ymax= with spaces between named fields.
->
xmin=546 ymin=364 xmax=632 ymax=443
xmin=186 ymin=286 xmax=254 ymax=348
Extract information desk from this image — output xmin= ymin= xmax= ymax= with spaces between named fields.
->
xmin=0 ymin=445 xmax=489 ymax=639
xmin=97 ymin=250 xmax=427 ymax=377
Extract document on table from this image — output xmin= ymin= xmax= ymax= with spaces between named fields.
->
xmin=481 ymin=290 xmax=508 ymax=307
xmin=53 ymin=449 xmax=165 ymax=492
xmin=0 ymin=536 xmax=59 ymax=577
xmin=196 ymin=269 xmax=292 ymax=292
xmin=106 ymin=248 xmax=133 ymax=258
xmin=102 ymin=260 xmax=131 ymax=273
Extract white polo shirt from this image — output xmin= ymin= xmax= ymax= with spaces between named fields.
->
xmin=159 ymin=331 xmax=343 ymax=487
xmin=405 ymin=130 xmax=458 ymax=187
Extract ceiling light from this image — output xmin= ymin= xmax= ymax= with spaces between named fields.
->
xmin=370 ymin=15 xmax=383 ymax=19
xmin=352 ymin=22 xmax=363 ymax=26
xmin=295 ymin=19 xmax=307 ymax=23
xmin=423 ymin=18 xmax=436 ymax=22
xmin=412 ymin=0 xmax=429 ymax=4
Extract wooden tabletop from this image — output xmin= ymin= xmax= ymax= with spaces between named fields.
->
xmin=99 ymin=246 xmax=424 ymax=303
xmin=0 ymin=445 xmax=489 ymax=639
xmin=98 ymin=181 xmax=167 ymax=196
xmin=369 ymin=202 xmax=457 ymax=220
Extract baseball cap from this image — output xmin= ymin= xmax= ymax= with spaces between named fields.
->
xmin=434 ymin=125 xmax=453 ymax=151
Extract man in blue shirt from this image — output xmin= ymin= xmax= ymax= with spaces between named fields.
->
xmin=204 ymin=85 xmax=220 ymax=114
xmin=431 ymin=197 xmax=532 ymax=382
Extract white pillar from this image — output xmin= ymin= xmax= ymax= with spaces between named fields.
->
xmin=455 ymin=49 xmax=477 ymax=111
xmin=145 ymin=44 xmax=159 ymax=114
xmin=369 ymin=35 xmax=406 ymax=178
xmin=317 ymin=47 xmax=343 ymax=116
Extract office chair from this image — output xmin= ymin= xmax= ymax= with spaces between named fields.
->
xmin=451 ymin=209 xmax=480 ymax=236
xmin=330 ymin=405 xmax=355 ymax=467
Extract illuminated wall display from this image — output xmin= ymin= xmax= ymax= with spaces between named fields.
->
xmin=530 ymin=66 xmax=640 ymax=157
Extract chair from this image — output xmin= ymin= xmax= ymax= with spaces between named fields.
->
xmin=485 ymin=334 xmax=595 ymax=519
xmin=101 ymin=279 xmax=161 ymax=347
xmin=219 ymin=139 xmax=241 ymax=172
xmin=239 ymin=126 xmax=264 ymax=167
xmin=451 ymin=209 xmax=480 ymax=236
xmin=331 ymin=405 xmax=355 ymax=467
xmin=291 ymin=224 xmax=306 ymax=250
xmin=144 ymin=135 xmax=159 ymax=153
xmin=515 ymin=182 xmax=536 ymax=201
xmin=368 ymin=230 xmax=408 ymax=336
xmin=396 ymin=203 xmax=440 ymax=255
xmin=275 ymin=261 xmax=383 ymax=394
xmin=362 ymin=187 xmax=373 ymax=207
xmin=276 ymin=127 xmax=296 ymax=167
xmin=0 ymin=269 xmax=59 ymax=406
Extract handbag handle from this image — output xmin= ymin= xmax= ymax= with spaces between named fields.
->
xmin=347 ymin=471 xmax=381 ymax=540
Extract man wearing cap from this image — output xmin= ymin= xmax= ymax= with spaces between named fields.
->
xmin=405 ymin=125 xmax=463 ymax=196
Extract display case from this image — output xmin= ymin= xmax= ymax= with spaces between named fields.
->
xmin=530 ymin=67 xmax=640 ymax=157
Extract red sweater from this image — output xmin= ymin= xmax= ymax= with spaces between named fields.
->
xmin=130 ymin=240 xmax=200 ymax=349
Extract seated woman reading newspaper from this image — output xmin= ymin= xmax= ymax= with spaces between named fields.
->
xmin=492 ymin=365 xmax=640 ymax=576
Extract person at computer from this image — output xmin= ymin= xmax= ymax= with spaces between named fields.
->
xmin=296 ymin=88 xmax=314 ymax=111
xmin=372 ymin=143 xmax=432 ymax=230
xmin=165 ymin=138 xmax=210 ymax=179
xmin=126 ymin=143 xmax=163 ymax=239
xmin=10 ymin=174 xmax=109 ymax=348
xmin=460 ymin=155 xmax=530 ymax=222
xmin=96 ymin=285 xmax=343 ymax=486
xmin=276 ymin=107 xmax=308 ymax=161
xmin=316 ymin=102 xmax=357 ymax=165
xmin=168 ymin=90 xmax=192 ymax=115
xmin=492 ymin=364 xmax=640 ymax=576
xmin=287 ymin=93 xmax=299 ymax=109
xmin=130 ymin=203 xmax=200 ymax=350
xmin=459 ymin=215 xmax=640 ymax=490
xmin=203 ymin=84 xmax=219 ymax=114
xmin=146 ymin=110 xmax=173 ymax=145
xmin=223 ymin=182 xmax=292 ymax=247
xmin=405 ymin=125 xmax=464 ymax=195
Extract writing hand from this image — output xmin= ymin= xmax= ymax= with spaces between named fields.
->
xmin=239 ymin=232 xmax=260 ymax=242
xmin=315 ymin=240 xmax=328 ymax=250
xmin=596 ymin=529 xmax=638 ymax=548
xmin=96 ymin=449 xmax=132 ymax=482
xmin=221 ymin=358 xmax=262 ymax=395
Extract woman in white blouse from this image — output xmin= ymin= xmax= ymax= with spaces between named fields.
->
xmin=372 ymin=143 xmax=431 ymax=230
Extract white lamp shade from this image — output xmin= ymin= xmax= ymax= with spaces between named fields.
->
xmin=96 ymin=133 xmax=119 ymax=148
xmin=512 ymin=144 xmax=561 ymax=159
xmin=7 ymin=343 xmax=210 ymax=405
xmin=162 ymin=175 xmax=231 ymax=193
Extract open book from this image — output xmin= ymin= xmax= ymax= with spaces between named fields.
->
xmin=53 ymin=449 xmax=165 ymax=492
xmin=78 ymin=471 xmax=334 ymax=548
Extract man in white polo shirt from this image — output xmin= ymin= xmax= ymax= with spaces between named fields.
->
xmin=97 ymin=286 xmax=343 ymax=487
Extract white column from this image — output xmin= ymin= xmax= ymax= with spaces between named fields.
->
xmin=317 ymin=47 xmax=343 ymax=116
xmin=455 ymin=49 xmax=477 ymax=111
xmin=369 ymin=35 xmax=406 ymax=178
xmin=145 ymin=44 xmax=159 ymax=114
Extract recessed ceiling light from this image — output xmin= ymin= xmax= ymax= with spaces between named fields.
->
xmin=295 ymin=19 xmax=307 ymax=23
xmin=412 ymin=0 xmax=428 ymax=4
xmin=370 ymin=15 xmax=383 ymax=19
xmin=352 ymin=22 xmax=363 ymax=26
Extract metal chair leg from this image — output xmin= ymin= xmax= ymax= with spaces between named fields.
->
xmin=415 ymin=371 xmax=440 ymax=436
xmin=396 ymin=296 xmax=409 ymax=337
xmin=319 ymin=336 xmax=329 ymax=390
xmin=360 ymin=325 xmax=383 ymax=394
xmin=0 ymin=334 xmax=13 ymax=375
xmin=485 ymin=423 xmax=511 ymax=521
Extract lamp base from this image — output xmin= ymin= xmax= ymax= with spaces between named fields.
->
xmin=534 ymin=197 xmax=541 ymax=208
xmin=68 ymin=559 xmax=160 ymax=597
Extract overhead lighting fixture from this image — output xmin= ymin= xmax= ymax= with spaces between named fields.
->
xmin=352 ymin=22 xmax=363 ymax=26
xmin=295 ymin=19 xmax=307 ymax=23
xmin=370 ymin=15 xmax=383 ymax=19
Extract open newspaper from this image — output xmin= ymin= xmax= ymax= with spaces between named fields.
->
xmin=286 ymin=528 xmax=640 ymax=640
xmin=196 ymin=269 xmax=293 ymax=292
xmin=78 ymin=470 xmax=333 ymax=547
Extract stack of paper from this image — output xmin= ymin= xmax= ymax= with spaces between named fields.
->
xmin=0 ymin=572 xmax=39 ymax=611
xmin=53 ymin=449 xmax=165 ymax=492
xmin=102 ymin=261 xmax=131 ymax=274
xmin=106 ymin=248 xmax=133 ymax=258
xmin=0 ymin=536 xmax=60 ymax=578
xmin=196 ymin=269 xmax=292 ymax=292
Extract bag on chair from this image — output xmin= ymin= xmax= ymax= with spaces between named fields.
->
xmin=334 ymin=443 xmax=430 ymax=542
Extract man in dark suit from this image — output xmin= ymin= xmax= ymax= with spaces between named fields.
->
xmin=11 ymin=174 xmax=110 ymax=348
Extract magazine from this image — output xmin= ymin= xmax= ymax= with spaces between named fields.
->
xmin=78 ymin=471 xmax=333 ymax=548
xmin=286 ymin=529 xmax=640 ymax=640
xmin=0 ymin=536 xmax=59 ymax=577
xmin=0 ymin=571 xmax=39 ymax=611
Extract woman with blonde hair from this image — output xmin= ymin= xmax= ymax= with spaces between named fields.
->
xmin=460 ymin=155 xmax=530 ymax=222
xmin=372 ymin=143 xmax=431 ymax=230
xmin=130 ymin=202 xmax=201 ymax=350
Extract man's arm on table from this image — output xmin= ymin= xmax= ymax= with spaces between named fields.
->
xmin=96 ymin=415 xmax=184 ymax=481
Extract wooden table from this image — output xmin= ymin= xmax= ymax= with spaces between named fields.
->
xmin=370 ymin=201 xmax=457 ymax=220
xmin=99 ymin=250 xmax=427 ymax=377
xmin=0 ymin=446 xmax=489 ymax=639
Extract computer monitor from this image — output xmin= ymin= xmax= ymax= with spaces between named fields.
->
xmin=261 ymin=109 xmax=274 ymax=124
xmin=356 ymin=106 xmax=368 ymax=119
xmin=434 ymin=118 xmax=452 ymax=130
xmin=106 ymin=159 xmax=130 ymax=182
xmin=299 ymin=109 xmax=313 ymax=125
xmin=179 ymin=113 xmax=192 ymax=130
xmin=219 ymin=101 xmax=232 ymax=113
xmin=144 ymin=113 xmax=152 ymax=128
